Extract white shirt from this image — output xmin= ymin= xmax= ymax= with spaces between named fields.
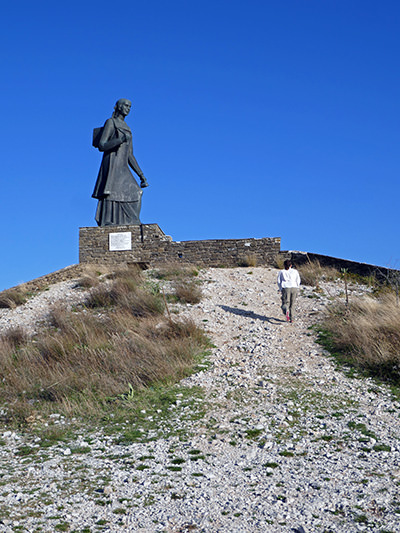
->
xmin=277 ymin=268 xmax=301 ymax=291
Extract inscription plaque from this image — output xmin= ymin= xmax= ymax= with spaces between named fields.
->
xmin=109 ymin=232 xmax=132 ymax=251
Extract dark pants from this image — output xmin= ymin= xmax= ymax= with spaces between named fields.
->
xmin=281 ymin=288 xmax=299 ymax=320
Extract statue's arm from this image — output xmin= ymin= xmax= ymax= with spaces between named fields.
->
xmin=129 ymin=153 xmax=149 ymax=187
xmin=98 ymin=119 xmax=124 ymax=152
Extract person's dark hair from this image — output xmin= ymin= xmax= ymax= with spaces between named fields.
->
xmin=284 ymin=259 xmax=292 ymax=270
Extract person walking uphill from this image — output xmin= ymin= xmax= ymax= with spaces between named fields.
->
xmin=277 ymin=260 xmax=301 ymax=323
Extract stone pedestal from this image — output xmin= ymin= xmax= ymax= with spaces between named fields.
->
xmin=79 ymin=224 xmax=172 ymax=266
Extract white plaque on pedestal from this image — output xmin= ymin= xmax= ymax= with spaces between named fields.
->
xmin=109 ymin=232 xmax=132 ymax=251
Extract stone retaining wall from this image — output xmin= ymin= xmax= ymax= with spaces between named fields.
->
xmin=79 ymin=224 xmax=281 ymax=268
xmin=284 ymin=250 xmax=397 ymax=283
xmin=4 ymin=265 xmax=85 ymax=294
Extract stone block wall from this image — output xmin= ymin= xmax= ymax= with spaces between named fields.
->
xmin=287 ymin=250 xmax=394 ymax=283
xmin=79 ymin=224 xmax=281 ymax=268
xmin=4 ymin=265 xmax=86 ymax=294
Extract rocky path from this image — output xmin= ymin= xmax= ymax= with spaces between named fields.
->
xmin=1 ymin=267 xmax=400 ymax=532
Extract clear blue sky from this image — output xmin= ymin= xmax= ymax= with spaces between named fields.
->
xmin=1 ymin=0 xmax=399 ymax=290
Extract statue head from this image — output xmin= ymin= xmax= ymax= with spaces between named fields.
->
xmin=113 ymin=98 xmax=132 ymax=118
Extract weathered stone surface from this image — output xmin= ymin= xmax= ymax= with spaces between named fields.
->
xmin=79 ymin=224 xmax=281 ymax=268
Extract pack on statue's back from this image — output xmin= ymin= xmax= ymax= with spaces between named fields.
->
xmin=92 ymin=127 xmax=103 ymax=148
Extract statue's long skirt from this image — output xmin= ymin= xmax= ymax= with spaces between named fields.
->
xmin=95 ymin=198 xmax=142 ymax=226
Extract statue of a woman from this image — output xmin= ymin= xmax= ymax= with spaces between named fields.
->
xmin=92 ymin=99 xmax=149 ymax=226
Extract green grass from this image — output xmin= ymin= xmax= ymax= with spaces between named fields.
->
xmin=245 ymin=429 xmax=263 ymax=440
xmin=170 ymin=458 xmax=186 ymax=464
xmin=263 ymin=462 xmax=279 ymax=468
xmin=373 ymin=444 xmax=391 ymax=452
xmin=278 ymin=450 xmax=294 ymax=457
xmin=347 ymin=421 xmax=376 ymax=439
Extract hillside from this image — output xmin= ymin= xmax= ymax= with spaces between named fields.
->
xmin=0 ymin=266 xmax=399 ymax=532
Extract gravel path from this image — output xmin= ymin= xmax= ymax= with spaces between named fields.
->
xmin=0 ymin=267 xmax=399 ymax=532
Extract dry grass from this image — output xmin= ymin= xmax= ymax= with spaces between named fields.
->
xmin=85 ymin=265 xmax=165 ymax=316
xmin=237 ymin=254 xmax=257 ymax=267
xmin=148 ymin=262 xmax=203 ymax=305
xmin=299 ymin=260 xmax=338 ymax=287
xmin=75 ymin=274 xmax=100 ymax=289
xmin=74 ymin=264 xmax=109 ymax=289
xmin=0 ymin=327 xmax=28 ymax=347
xmin=174 ymin=280 xmax=203 ymax=304
xmin=0 ymin=265 xmax=209 ymax=422
xmin=0 ymin=288 xmax=29 ymax=309
xmin=86 ymin=278 xmax=164 ymax=316
xmin=321 ymin=292 xmax=400 ymax=382
xmin=150 ymin=263 xmax=199 ymax=281
xmin=273 ymin=255 xmax=286 ymax=270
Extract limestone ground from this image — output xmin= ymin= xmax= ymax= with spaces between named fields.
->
xmin=0 ymin=266 xmax=399 ymax=532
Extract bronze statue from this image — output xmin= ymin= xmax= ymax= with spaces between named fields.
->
xmin=92 ymin=99 xmax=149 ymax=226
